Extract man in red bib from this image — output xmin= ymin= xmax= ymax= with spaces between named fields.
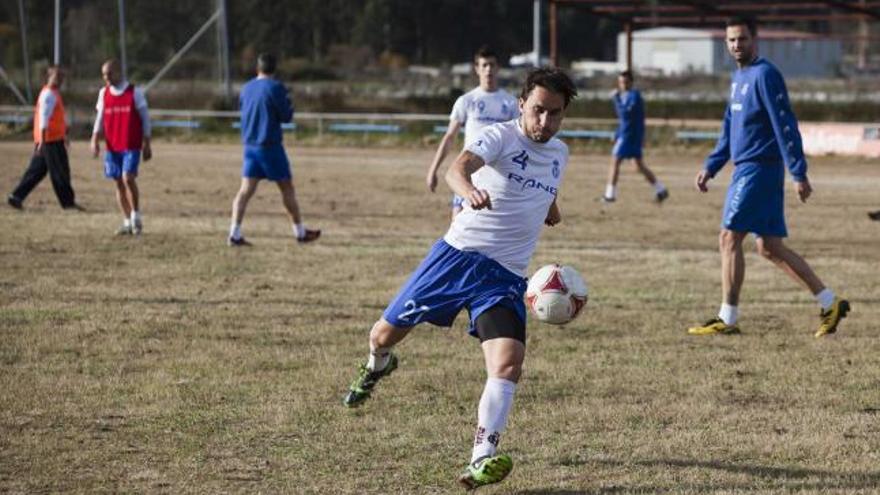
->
xmin=90 ymin=59 xmax=152 ymax=235
xmin=8 ymin=66 xmax=79 ymax=210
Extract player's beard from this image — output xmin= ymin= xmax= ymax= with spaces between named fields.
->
xmin=732 ymin=46 xmax=756 ymax=66
xmin=521 ymin=118 xmax=554 ymax=143
xmin=530 ymin=127 xmax=552 ymax=143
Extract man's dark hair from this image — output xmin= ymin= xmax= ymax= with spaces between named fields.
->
xmin=474 ymin=45 xmax=498 ymax=63
xmin=726 ymin=16 xmax=757 ymax=36
xmin=257 ymin=53 xmax=277 ymax=75
xmin=618 ymin=70 xmax=634 ymax=81
xmin=520 ymin=67 xmax=578 ymax=108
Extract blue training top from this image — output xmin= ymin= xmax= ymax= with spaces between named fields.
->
xmin=612 ymin=89 xmax=644 ymax=144
xmin=704 ymin=57 xmax=807 ymax=182
xmin=239 ymin=77 xmax=294 ymax=147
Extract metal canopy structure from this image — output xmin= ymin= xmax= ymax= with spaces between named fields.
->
xmin=547 ymin=0 xmax=880 ymax=68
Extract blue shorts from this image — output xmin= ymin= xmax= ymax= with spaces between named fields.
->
xmin=722 ymin=162 xmax=787 ymax=237
xmin=104 ymin=150 xmax=141 ymax=179
xmin=383 ymin=239 xmax=527 ymax=337
xmin=242 ymin=144 xmax=291 ymax=181
xmin=613 ymin=137 xmax=642 ymax=159
xmin=451 ymin=194 xmax=465 ymax=209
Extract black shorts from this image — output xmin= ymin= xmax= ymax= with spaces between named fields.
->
xmin=475 ymin=305 xmax=526 ymax=344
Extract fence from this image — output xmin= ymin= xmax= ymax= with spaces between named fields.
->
xmin=0 ymin=105 xmax=623 ymax=139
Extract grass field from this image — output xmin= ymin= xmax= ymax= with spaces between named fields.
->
xmin=1 ymin=140 xmax=878 ymax=494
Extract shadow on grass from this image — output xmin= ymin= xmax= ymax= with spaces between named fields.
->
xmin=513 ymin=457 xmax=880 ymax=494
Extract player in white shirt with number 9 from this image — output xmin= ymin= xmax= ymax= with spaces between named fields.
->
xmin=426 ymin=45 xmax=520 ymax=219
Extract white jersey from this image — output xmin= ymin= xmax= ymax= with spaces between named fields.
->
xmin=450 ymin=87 xmax=520 ymax=146
xmin=443 ymin=119 xmax=569 ymax=276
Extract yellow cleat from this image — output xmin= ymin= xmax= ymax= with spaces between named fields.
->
xmin=688 ymin=317 xmax=740 ymax=336
xmin=815 ymin=298 xmax=850 ymax=338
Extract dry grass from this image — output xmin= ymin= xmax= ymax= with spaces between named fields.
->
xmin=1 ymin=140 xmax=878 ymax=494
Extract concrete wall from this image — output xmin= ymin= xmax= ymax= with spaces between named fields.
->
xmin=618 ymin=28 xmax=714 ymax=75
xmin=621 ymin=28 xmax=842 ymax=78
xmin=718 ymin=38 xmax=843 ymax=78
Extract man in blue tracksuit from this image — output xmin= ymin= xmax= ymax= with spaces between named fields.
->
xmin=602 ymin=70 xmax=668 ymax=203
xmin=227 ymin=53 xmax=320 ymax=246
xmin=689 ymin=17 xmax=849 ymax=338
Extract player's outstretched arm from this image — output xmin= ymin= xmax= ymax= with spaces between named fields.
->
xmin=426 ymin=120 xmax=462 ymax=192
xmin=446 ymin=150 xmax=491 ymax=210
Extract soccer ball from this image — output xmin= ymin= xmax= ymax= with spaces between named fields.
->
xmin=525 ymin=264 xmax=588 ymax=325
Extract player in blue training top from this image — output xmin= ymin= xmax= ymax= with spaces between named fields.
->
xmin=426 ymin=46 xmax=520 ymax=219
xmin=342 ymin=68 xmax=577 ymax=490
xmin=689 ymin=17 xmax=849 ymax=338
xmin=226 ymin=53 xmax=320 ymax=246
xmin=603 ymin=70 xmax=668 ymax=203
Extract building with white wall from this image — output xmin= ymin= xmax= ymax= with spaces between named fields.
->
xmin=617 ymin=27 xmax=843 ymax=78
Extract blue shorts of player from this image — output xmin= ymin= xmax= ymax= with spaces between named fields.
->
xmin=242 ymin=144 xmax=292 ymax=181
xmin=451 ymin=194 xmax=465 ymax=209
xmin=722 ymin=162 xmax=787 ymax=237
xmin=104 ymin=150 xmax=141 ymax=179
xmin=383 ymin=239 xmax=527 ymax=338
xmin=612 ymin=137 xmax=642 ymax=159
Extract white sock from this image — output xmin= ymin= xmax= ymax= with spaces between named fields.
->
xmin=123 ymin=218 xmax=132 ymax=227
xmin=719 ymin=303 xmax=738 ymax=325
xmin=367 ymin=346 xmax=391 ymax=372
xmin=230 ymin=223 xmax=242 ymax=240
xmin=293 ymin=223 xmax=305 ymax=239
xmin=471 ymin=377 xmax=517 ymax=463
xmin=604 ymin=184 xmax=617 ymax=199
xmin=653 ymin=181 xmax=666 ymax=194
xmin=131 ymin=210 xmax=141 ymax=223
xmin=815 ymin=288 xmax=835 ymax=311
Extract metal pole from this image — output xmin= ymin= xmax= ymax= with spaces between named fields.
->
xmin=549 ymin=0 xmax=557 ymax=67
xmin=533 ymin=0 xmax=541 ymax=66
xmin=858 ymin=0 xmax=868 ymax=70
xmin=625 ymin=21 xmax=633 ymax=72
xmin=118 ymin=0 xmax=127 ymax=79
xmin=17 ymin=0 xmax=32 ymax=102
xmin=54 ymin=0 xmax=61 ymax=65
xmin=144 ymin=8 xmax=221 ymax=93
xmin=216 ymin=0 xmax=223 ymax=93
xmin=217 ymin=0 xmax=231 ymax=101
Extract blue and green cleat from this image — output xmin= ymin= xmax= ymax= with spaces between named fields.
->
xmin=457 ymin=454 xmax=513 ymax=490
xmin=343 ymin=354 xmax=398 ymax=407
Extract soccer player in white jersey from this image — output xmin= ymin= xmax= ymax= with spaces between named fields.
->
xmin=343 ymin=68 xmax=577 ymax=490
xmin=426 ymin=46 xmax=520 ymax=218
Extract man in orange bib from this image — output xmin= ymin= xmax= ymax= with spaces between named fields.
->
xmin=8 ymin=66 xmax=78 ymax=210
